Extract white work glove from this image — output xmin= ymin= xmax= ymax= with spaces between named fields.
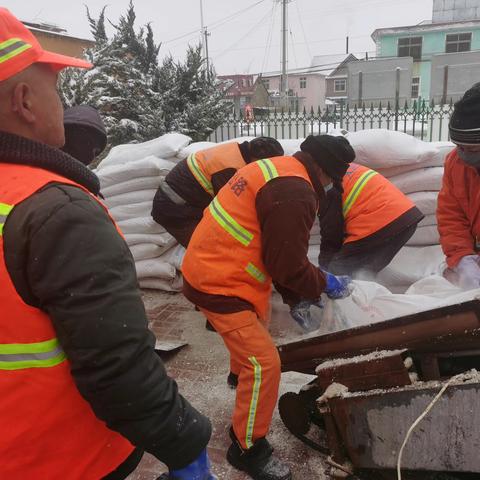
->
xmin=454 ymin=255 xmax=480 ymax=290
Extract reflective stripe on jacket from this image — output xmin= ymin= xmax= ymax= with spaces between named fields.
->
xmin=342 ymin=162 xmax=415 ymax=243
xmin=187 ymin=142 xmax=246 ymax=196
xmin=182 ymin=155 xmax=313 ymax=321
xmin=0 ymin=163 xmax=133 ymax=479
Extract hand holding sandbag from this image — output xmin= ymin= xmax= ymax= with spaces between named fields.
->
xmin=290 ymin=299 xmax=323 ymax=332
xmin=455 ymin=255 xmax=480 ymax=290
xmin=323 ymin=271 xmax=353 ymax=299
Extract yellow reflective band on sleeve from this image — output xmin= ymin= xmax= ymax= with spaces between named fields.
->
xmin=245 ymin=262 xmax=266 ymax=283
xmin=0 ymin=202 xmax=14 ymax=236
xmin=209 ymin=197 xmax=254 ymax=247
xmin=245 ymin=356 xmax=262 ymax=449
xmin=0 ymin=38 xmax=32 ymax=64
xmin=187 ymin=153 xmax=214 ymax=196
xmin=343 ymin=170 xmax=378 ymax=217
xmin=257 ymin=158 xmax=279 ymax=183
xmin=0 ymin=338 xmax=66 ymax=370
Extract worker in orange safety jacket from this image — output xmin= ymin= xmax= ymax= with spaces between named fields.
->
xmin=318 ymin=162 xmax=424 ymax=277
xmin=182 ymin=135 xmax=356 ymax=480
xmin=437 ymin=82 xmax=480 ymax=290
xmin=0 ymin=9 xmax=213 ymax=480
xmin=151 ymin=138 xmax=284 ymax=247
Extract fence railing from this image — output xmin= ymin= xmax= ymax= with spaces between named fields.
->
xmin=208 ymin=101 xmax=455 ymax=142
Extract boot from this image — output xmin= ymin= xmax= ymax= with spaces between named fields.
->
xmin=226 ymin=428 xmax=292 ymax=480
xmin=227 ymin=371 xmax=239 ymax=389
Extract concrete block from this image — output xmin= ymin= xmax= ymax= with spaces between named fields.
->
xmin=433 ymin=10 xmax=450 ymax=23
xmin=453 ymin=6 xmax=476 ymax=20
xmin=455 ymin=0 xmax=467 ymax=9
xmin=444 ymin=0 xmax=456 ymax=10
xmin=466 ymin=0 xmax=480 ymax=8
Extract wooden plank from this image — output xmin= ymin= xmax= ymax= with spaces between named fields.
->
xmin=278 ymin=300 xmax=480 ymax=373
xmin=316 ymin=350 xmax=412 ymax=392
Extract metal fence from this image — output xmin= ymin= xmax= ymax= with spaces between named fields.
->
xmin=208 ymin=101 xmax=456 ymax=143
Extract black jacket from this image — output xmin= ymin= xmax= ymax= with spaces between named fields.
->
xmin=1 ymin=131 xmax=211 ymax=477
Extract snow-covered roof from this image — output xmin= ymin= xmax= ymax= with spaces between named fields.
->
xmin=309 ymin=53 xmax=358 ymax=76
xmin=372 ymin=19 xmax=480 ymax=42
xmin=23 ymin=22 xmax=94 ymax=44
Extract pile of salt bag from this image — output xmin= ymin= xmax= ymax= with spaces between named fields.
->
xmin=313 ymin=276 xmax=480 ymax=335
xmin=95 ymin=133 xmax=191 ymax=291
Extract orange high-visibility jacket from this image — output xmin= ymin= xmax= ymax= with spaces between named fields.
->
xmin=437 ymin=149 xmax=480 ymax=268
xmin=182 ymin=156 xmax=313 ymax=321
xmin=0 ymin=164 xmax=133 ymax=479
xmin=342 ymin=163 xmax=415 ymax=243
xmin=186 ymin=142 xmax=246 ymax=196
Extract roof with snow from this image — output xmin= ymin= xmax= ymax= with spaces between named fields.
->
xmin=309 ymin=53 xmax=358 ymax=76
xmin=372 ymin=19 xmax=480 ymax=42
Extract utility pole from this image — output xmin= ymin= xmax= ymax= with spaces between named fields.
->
xmin=280 ymin=0 xmax=289 ymax=108
xmin=199 ymin=0 xmax=210 ymax=78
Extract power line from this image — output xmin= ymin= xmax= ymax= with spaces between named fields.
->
xmin=162 ymin=0 xmax=266 ymax=45
xmin=261 ymin=1 xmax=277 ymax=74
xmin=294 ymin=0 xmax=311 ymax=59
xmin=212 ymin=3 xmax=275 ymax=60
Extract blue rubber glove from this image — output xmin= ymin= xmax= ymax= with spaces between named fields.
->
xmin=169 ymin=450 xmax=217 ymax=480
xmin=323 ymin=271 xmax=352 ymax=299
xmin=290 ymin=299 xmax=323 ymax=332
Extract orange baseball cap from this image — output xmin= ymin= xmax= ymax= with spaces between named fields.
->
xmin=0 ymin=7 xmax=92 ymax=82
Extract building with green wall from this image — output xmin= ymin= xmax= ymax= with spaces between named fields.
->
xmin=372 ymin=20 xmax=480 ymax=101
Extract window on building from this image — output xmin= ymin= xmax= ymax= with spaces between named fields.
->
xmin=411 ymin=77 xmax=420 ymax=99
xmin=300 ymin=76 xmax=307 ymax=89
xmin=446 ymin=32 xmax=472 ymax=53
xmin=334 ymin=79 xmax=347 ymax=93
xmin=263 ymin=78 xmax=270 ymax=90
xmin=398 ymin=36 xmax=423 ymax=60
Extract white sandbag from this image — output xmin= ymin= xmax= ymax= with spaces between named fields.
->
xmin=161 ymin=244 xmax=186 ymax=270
xmin=376 ymin=245 xmax=445 ymax=289
xmin=176 ymin=141 xmax=217 ymax=161
xmin=101 ymin=177 xmax=161 ymax=197
xmin=346 ymin=129 xmax=444 ymax=169
xmin=97 ymin=133 xmax=191 ymax=169
xmin=135 ymin=258 xmax=177 ymax=280
xmin=117 ymin=217 xmax=165 ymax=235
xmin=388 ymin=167 xmax=444 ymax=194
xmin=418 ymin=214 xmax=437 ymax=227
xmin=130 ymin=243 xmax=167 ymax=262
xmin=407 ymin=191 xmax=438 ymax=215
xmin=309 ymin=234 xmax=321 ymax=246
xmin=109 ymin=202 xmax=153 ymax=222
xmin=317 ymin=277 xmax=480 ymax=333
xmin=406 ymin=225 xmax=440 ymax=246
xmin=97 ymin=157 xmax=176 ymax=188
xmin=104 ymin=190 xmax=157 ymax=209
xmin=279 ymin=139 xmax=303 ymax=156
xmin=139 ymin=275 xmax=183 ymax=292
xmin=124 ymin=232 xmax=175 ymax=248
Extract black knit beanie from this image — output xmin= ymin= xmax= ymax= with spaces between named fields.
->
xmin=300 ymin=135 xmax=355 ymax=180
xmin=249 ymin=136 xmax=284 ymax=159
xmin=449 ymin=82 xmax=480 ymax=144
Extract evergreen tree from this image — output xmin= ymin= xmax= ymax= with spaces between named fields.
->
xmin=59 ymin=2 xmax=228 ymax=148
xmin=157 ymin=45 xmax=229 ymax=141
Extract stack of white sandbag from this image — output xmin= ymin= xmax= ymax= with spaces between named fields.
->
xmin=96 ymin=133 xmax=191 ymax=291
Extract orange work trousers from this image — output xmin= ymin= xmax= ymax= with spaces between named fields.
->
xmin=200 ymin=308 xmax=281 ymax=450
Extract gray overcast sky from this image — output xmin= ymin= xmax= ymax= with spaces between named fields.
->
xmin=3 ymin=0 xmax=433 ymax=74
